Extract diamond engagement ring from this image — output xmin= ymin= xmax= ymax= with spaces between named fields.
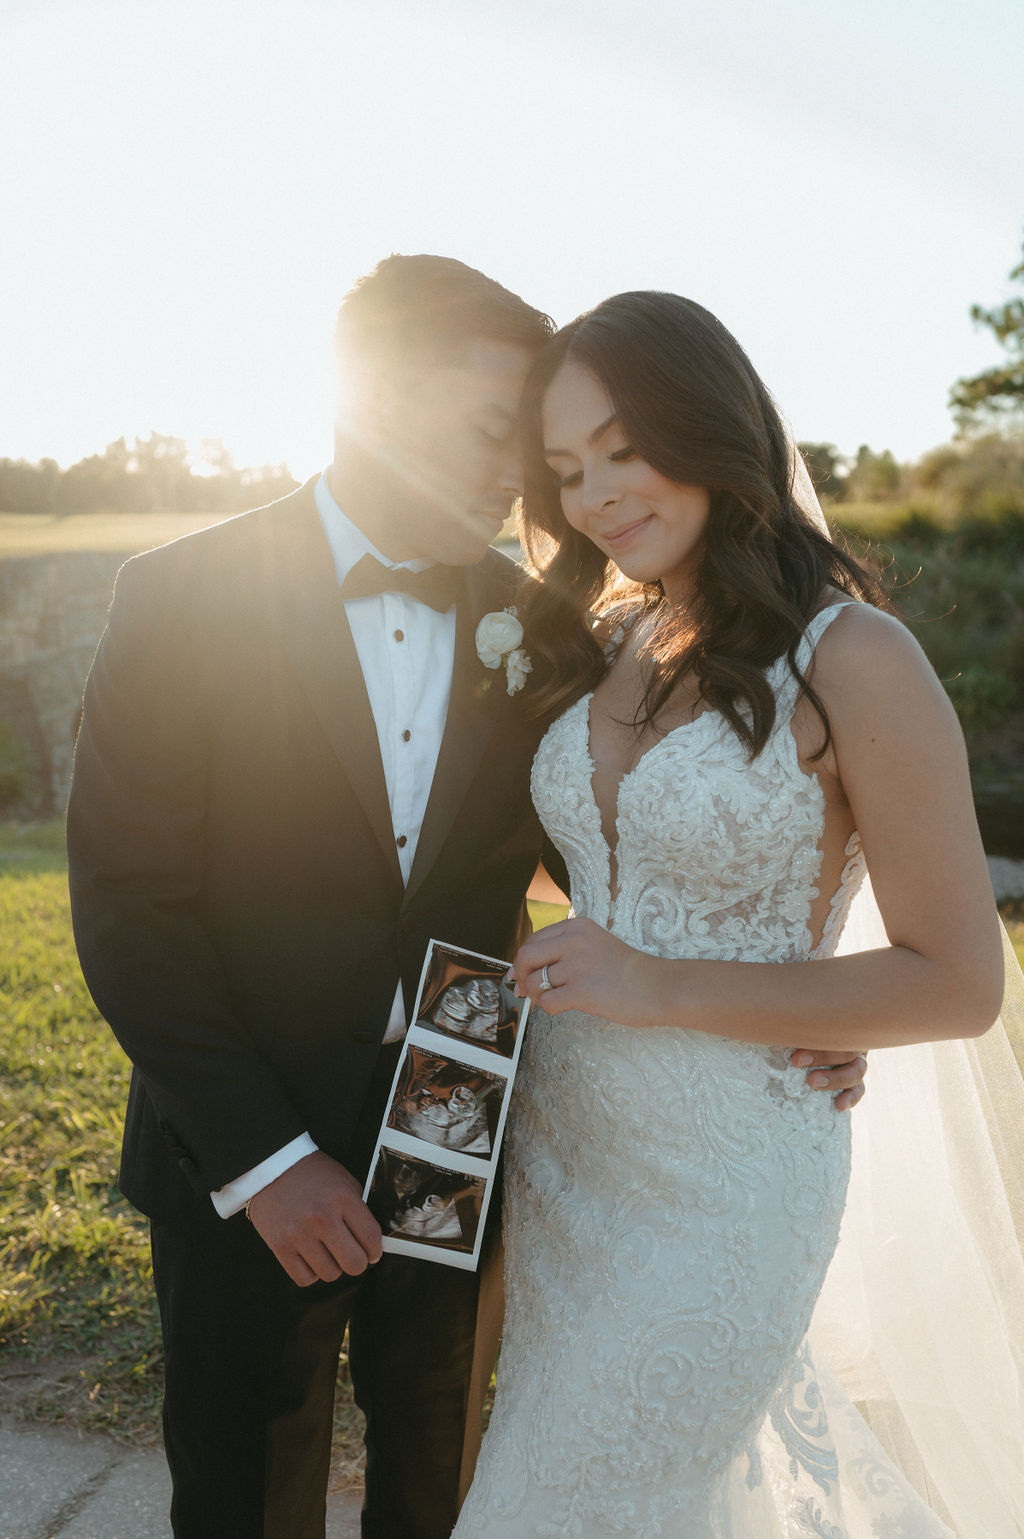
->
xmin=539 ymin=965 xmax=553 ymax=992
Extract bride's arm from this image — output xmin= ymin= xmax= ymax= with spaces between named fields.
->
xmin=512 ymin=606 xmax=1005 ymax=1051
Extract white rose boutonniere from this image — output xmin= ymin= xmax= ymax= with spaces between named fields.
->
xmin=475 ymin=607 xmax=533 ymax=696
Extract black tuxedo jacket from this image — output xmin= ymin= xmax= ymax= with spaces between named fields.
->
xmin=67 ymin=480 xmax=549 ymax=1219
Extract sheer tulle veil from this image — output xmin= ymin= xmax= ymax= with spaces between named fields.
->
xmin=758 ymin=446 xmax=1024 ymax=1537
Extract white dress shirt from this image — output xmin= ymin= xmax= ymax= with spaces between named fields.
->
xmin=211 ymin=472 xmax=457 ymax=1216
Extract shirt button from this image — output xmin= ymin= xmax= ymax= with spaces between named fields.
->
xmin=396 ymin=834 xmax=408 ymax=848
xmin=394 ymin=629 xmax=404 ymax=642
xmin=402 ymin=729 xmax=411 ymax=742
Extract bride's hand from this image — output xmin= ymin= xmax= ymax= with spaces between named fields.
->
xmin=510 ymin=917 xmax=656 ymax=1023
xmin=512 ymin=922 xmax=870 ymax=1113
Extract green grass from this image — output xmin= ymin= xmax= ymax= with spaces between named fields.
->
xmin=526 ymin=900 xmax=570 ymax=930
xmin=0 ymin=511 xmax=239 ymax=559
xmin=0 ymin=821 xmax=162 ymax=1439
xmin=0 ymin=510 xmax=521 ymax=561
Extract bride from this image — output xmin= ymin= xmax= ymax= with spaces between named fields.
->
xmin=452 ymin=293 xmax=1023 ymax=1537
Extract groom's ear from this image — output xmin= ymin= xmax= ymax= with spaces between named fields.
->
xmin=332 ymin=361 xmax=389 ymax=447
xmin=370 ymin=362 xmax=451 ymax=455
xmin=335 ymin=356 xmax=426 ymax=445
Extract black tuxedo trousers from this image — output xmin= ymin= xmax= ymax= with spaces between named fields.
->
xmin=67 ymin=483 xmax=552 ymax=1537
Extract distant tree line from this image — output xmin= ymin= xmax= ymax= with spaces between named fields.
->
xmin=798 ymin=434 xmax=1024 ymax=519
xmin=0 ymin=434 xmax=298 ymax=515
xmin=6 ymin=428 xmax=1022 ymax=523
xmin=801 ymin=229 xmax=1024 ymax=520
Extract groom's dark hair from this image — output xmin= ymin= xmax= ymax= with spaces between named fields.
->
xmin=333 ymin=254 xmax=554 ymax=376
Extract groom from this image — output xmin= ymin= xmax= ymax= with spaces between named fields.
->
xmin=66 ymin=255 xmax=867 ymax=1539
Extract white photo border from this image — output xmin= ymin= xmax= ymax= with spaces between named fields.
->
xmin=361 ymin=938 xmax=531 ymax=1270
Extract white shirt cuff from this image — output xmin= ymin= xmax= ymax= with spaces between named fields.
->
xmin=209 ymin=1132 xmax=319 ymax=1218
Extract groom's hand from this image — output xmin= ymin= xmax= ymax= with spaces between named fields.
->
xmin=246 ymin=1151 xmax=383 ymax=1286
xmin=789 ymin=1049 xmax=868 ymax=1112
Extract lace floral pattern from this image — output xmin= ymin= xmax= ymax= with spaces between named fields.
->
xmin=453 ymin=607 xmax=951 ymax=1539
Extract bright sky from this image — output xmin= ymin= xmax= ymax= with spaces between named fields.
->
xmin=2 ymin=0 xmax=1022 ymax=479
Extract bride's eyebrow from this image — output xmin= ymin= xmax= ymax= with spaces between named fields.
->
xmin=544 ymin=412 xmax=619 ymax=458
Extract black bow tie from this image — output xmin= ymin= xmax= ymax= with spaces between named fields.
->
xmin=339 ymin=555 xmax=458 ymax=613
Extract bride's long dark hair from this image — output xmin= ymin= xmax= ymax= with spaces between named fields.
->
xmin=517 ymin=292 xmax=889 ymax=758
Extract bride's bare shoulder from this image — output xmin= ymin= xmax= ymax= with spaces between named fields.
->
xmin=814 ymin=599 xmax=925 ymax=665
xmin=810 ymin=599 xmax=959 ymax=731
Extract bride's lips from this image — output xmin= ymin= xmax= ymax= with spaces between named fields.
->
xmin=602 ymin=514 xmax=653 ymax=550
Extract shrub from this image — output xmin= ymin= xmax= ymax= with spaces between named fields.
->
xmin=942 ymin=666 xmax=1018 ymax=732
xmin=0 ymin=720 xmax=31 ymax=810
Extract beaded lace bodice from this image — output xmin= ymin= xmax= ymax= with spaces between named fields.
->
xmin=531 ymin=604 xmax=866 ymax=969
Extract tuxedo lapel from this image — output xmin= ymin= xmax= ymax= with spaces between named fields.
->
xmin=264 ymin=488 xmax=403 ymax=892
xmin=403 ymin=560 xmax=507 ymax=909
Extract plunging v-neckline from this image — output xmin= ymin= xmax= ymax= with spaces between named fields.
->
xmin=582 ymin=690 xmax=717 ymax=905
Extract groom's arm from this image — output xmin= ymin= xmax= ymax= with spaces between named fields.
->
xmin=67 ymin=556 xmax=304 ymax=1188
xmin=69 ymin=556 xmax=381 ymax=1280
xmin=67 ymin=558 xmax=359 ymax=1196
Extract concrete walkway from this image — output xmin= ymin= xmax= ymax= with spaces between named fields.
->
xmin=0 ymin=1415 xmax=362 ymax=1539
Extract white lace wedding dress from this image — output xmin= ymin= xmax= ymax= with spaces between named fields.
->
xmin=452 ymin=606 xmax=971 ymax=1539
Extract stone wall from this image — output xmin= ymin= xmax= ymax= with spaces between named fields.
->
xmin=0 ymin=552 xmax=130 ymax=813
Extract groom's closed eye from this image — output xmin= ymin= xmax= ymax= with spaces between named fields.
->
xmin=474 ymin=407 xmax=518 ymax=446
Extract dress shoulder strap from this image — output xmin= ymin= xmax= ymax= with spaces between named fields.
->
xmin=793 ymin=600 xmax=859 ymax=673
xmin=769 ymin=601 xmax=859 ymax=730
